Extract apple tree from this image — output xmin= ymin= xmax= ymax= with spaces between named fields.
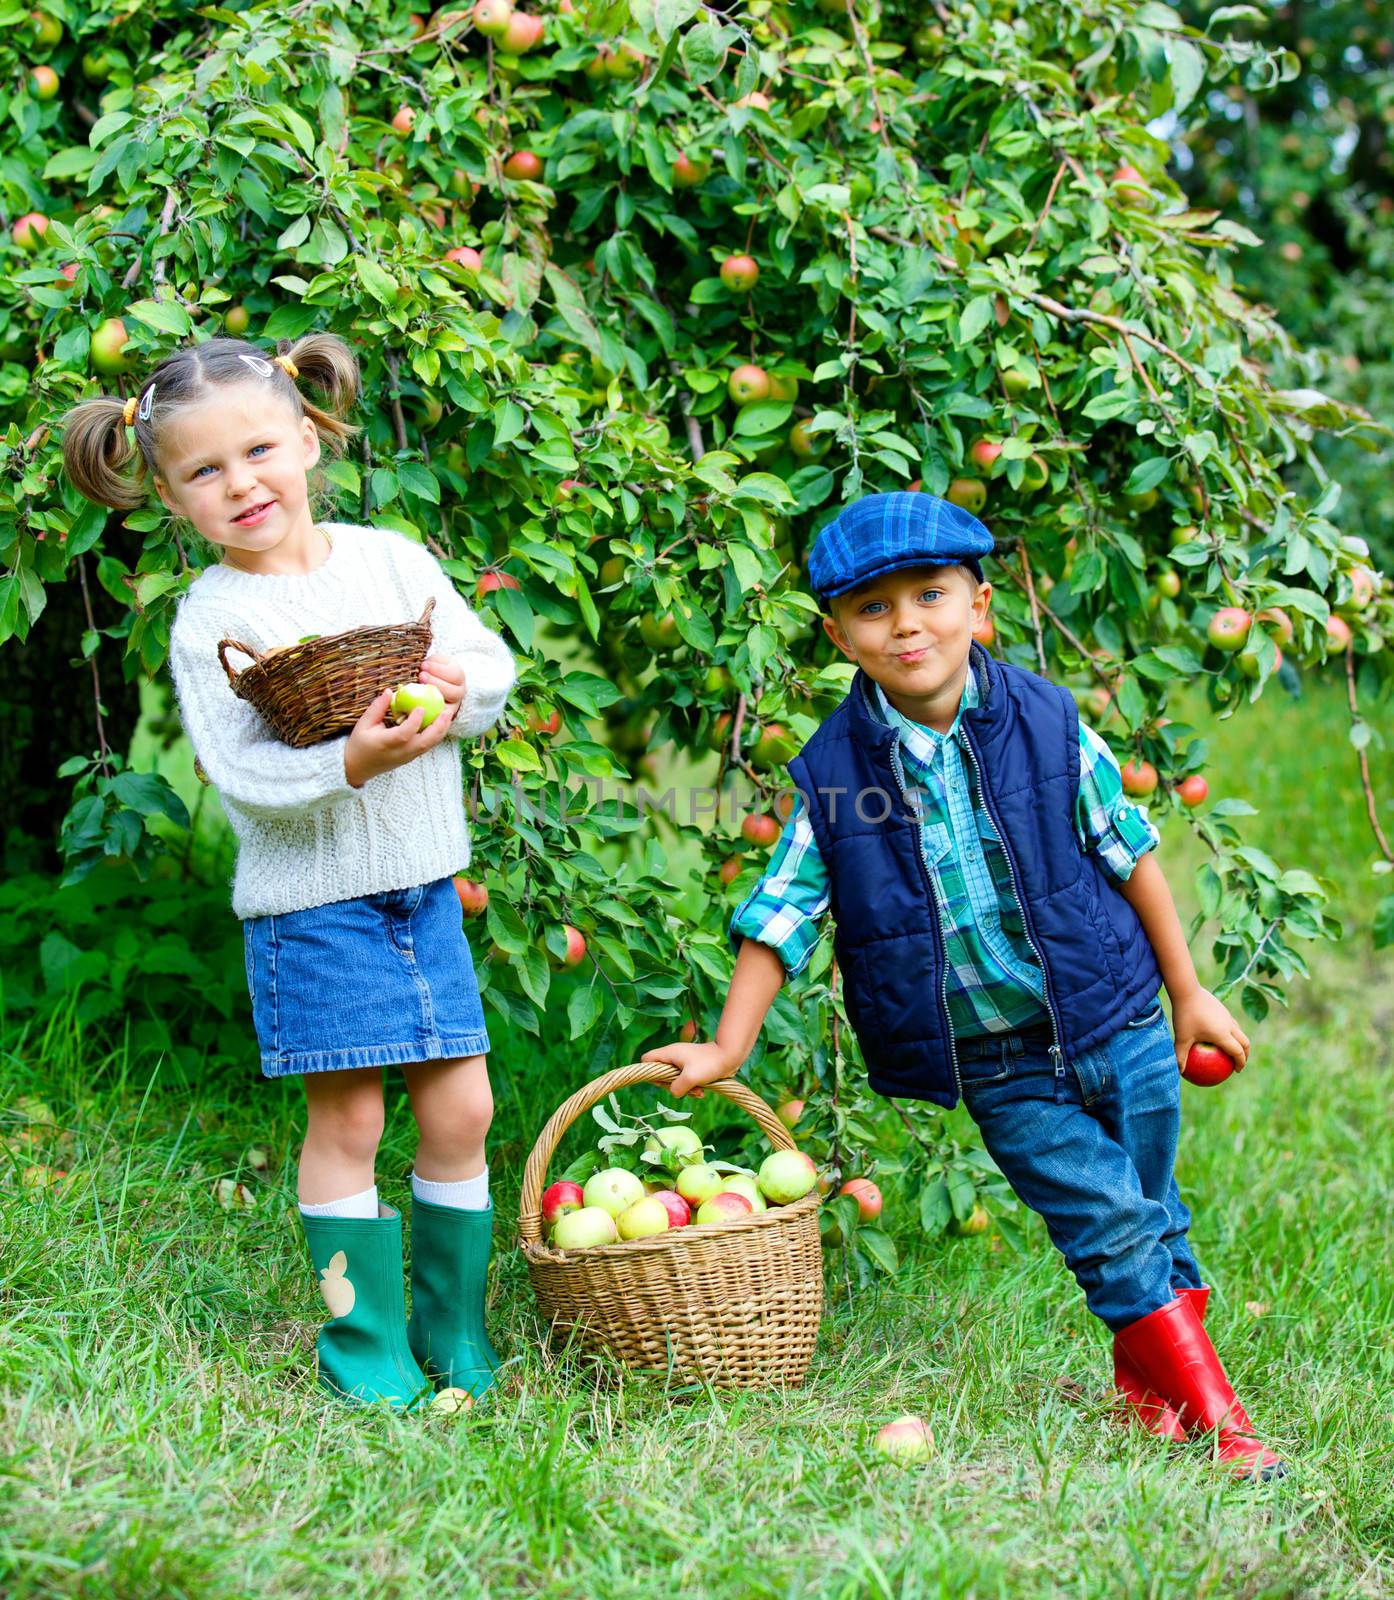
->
xmin=2 ymin=0 xmax=1389 ymax=1277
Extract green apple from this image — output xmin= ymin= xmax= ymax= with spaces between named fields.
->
xmin=616 ymin=1196 xmax=670 ymax=1239
xmin=641 ymin=1125 xmax=705 ymax=1164
xmin=552 ymin=1205 xmax=618 ymax=1248
xmin=757 ymin=1149 xmax=818 ymax=1205
xmin=675 ymin=1163 xmax=727 ymax=1207
xmin=583 ymin=1167 xmax=645 ymax=1217
xmin=390 ymin=682 xmax=445 ymax=728
xmin=721 ymin=1175 xmax=767 ymax=1213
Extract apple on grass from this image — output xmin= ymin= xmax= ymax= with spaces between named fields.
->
xmin=1181 ymin=1043 xmax=1238 ymax=1087
xmin=695 ymin=1191 xmax=754 ymax=1225
xmin=541 ymin=1180 xmax=585 ymax=1235
xmin=390 ymin=682 xmax=445 ymax=729
xmin=582 ymin=1167 xmax=645 ymax=1218
xmin=552 ymin=1205 xmax=618 ymax=1249
xmin=675 ymin=1163 xmax=727 ymax=1208
xmin=875 ymin=1416 xmax=935 ymax=1463
xmin=757 ymin=1149 xmax=818 ymax=1205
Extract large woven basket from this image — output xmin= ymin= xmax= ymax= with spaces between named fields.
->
xmin=216 ymin=598 xmax=435 ymax=748
xmin=519 ymin=1062 xmax=823 ymax=1389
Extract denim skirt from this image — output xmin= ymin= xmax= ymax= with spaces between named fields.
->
xmin=243 ymin=878 xmax=491 ymax=1078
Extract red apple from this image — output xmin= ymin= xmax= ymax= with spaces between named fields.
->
xmin=972 ymin=614 xmax=996 ymax=648
xmin=741 ymin=813 xmax=781 ymax=847
xmin=776 ymin=1098 xmax=804 ymax=1128
xmin=694 ymin=1191 xmax=754 ymax=1225
xmin=1111 ymin=162 xmax=1151 ymax=205
xmin=946 ymin=478 xmax=987 ymax=514
xmin=789 ymin=421 xmax=829 ymax=460
xmin=445 ymin=245 xmax=483 ymax=270
xmin=526 ymin=708 xmax=561 ymax=736
xmin=1176 ymin=775 xmax=1209 ymax=808
xmin=471 ymin=0 xmax=513 ymax=35
xmin=728 ymin=363 xmax=771 ymax=404
xmin=476 ymin=569 xmax=520 ymax=595
xmin=1120 ymin=760 xmax=1159 ymax=798
xmin=29 ymin=64 xmax=60 ymax=100
xmin=453 ymin=876 xmax=489 ymax=916
xmin=1256 ymin=608 xmax=1294 ymax=645
xmin=541 ymin=1179 xmax=585 ymax=1232
xmin=968 ymin=437 xmax=1002 ymax=471
xmin=12 ymin=212 xmax=50 ymax=252
xmin=839 ymin=1177 xmax=882 ymax=1221
xmin=500 ymin=9 xmax=543 ymax=51
xmin=949 ymin=1203 xmax=990 ymax=1236
xmin=502 ymin=150 xmax=543 ymax=181
xmin=875 ymin=1416 xmax=934 ymax=1462
xmin=649 ymin=1189 xmax=691 ymax=1229
xmin=673 ymin=152 xmax=709 ymax=188
xmin=90 ymin=317 xmax=131 ymax=376
xmin=391 ymin=104 xmax=416 ymax=135
xmin=719 ymin=857 xmax=742 ymax=886
xmin=1325 ymin=614 xmax=1353 ymax=650
xmin=719 ymin=253 xmax=760 ymax=292
xmin=1182 ymin=1043 xmax=1237 ymax=1087
xmin=557 ymin=923 xmax=586 ymax=968
xmin=1206 ymin=607 xmax=1252 ymax=653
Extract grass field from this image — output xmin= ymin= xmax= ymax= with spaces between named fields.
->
xmin=2 ymin=678 xmax=1392 ymax=1599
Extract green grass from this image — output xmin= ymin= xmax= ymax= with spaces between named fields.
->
xmin=2 ymin=678 xmax=1392 ymax=1599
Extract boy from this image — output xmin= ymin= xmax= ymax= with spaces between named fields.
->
xmin=643 ymin=491 xmax=1282 ymax=1481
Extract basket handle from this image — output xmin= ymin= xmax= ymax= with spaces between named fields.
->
xmin=217 ymin=638 xmax=262 ymax=685
xmin=517 ymin=1062 xmax=800 ymax=1246
xmin=418 ymin=596 xmax=436 ymax=627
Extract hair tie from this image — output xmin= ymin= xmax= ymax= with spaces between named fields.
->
xmin=122 ymin=395 xmax=138 ymax=426
xmin=274 ymin=353 xmax=300 ymax=379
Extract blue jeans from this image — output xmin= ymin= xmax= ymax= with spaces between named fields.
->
xmin=957 ymin=1006 xmax=1204 ymax=1332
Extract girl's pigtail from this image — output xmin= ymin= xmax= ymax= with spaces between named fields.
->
xmin=278 ymin=331 xmax=361 ymax=458
xmin=59 ymin=393 xmax=152 ymax=510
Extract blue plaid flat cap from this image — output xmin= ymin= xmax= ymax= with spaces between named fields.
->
xmin=807 ymin=492 xmax=994 ymax=605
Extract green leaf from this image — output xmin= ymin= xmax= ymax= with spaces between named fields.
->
xmin=567 ymin=981 xmax=603 ymax=1039
xmin=1168 ymin=38 xmax=1206 ymax=112
xmin=1124 ymin=457 xmax=1172 ymax=495
xmin=1374 ymin=896 xmax=1394 ymax=952
xmin=495 ymin=739 xmax=543 ymax=773
xmin=355 ymin=255 xmax=398 ymax=307
xmin=957 ymin=295 xmax=996 ymax=345
xmin=856 ymin=1227 xmax=899 ymax=1275
xmin=126 ymin=299 xmax=191 ymax=338
xmin=397 ymin=462 xmax=440 ymax=504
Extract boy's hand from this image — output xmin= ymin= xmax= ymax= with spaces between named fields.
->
xmin=640 ymin=1041 xmax=742 ymax=1100
xmin=343 ymin=688 xmax=457 ymax=788
xmin=418 ymin=653 xmax=466 ymax=717
xmin=1170 ymin=987 xmax=1251 ymax=1073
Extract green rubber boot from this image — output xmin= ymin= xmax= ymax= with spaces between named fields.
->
xmin=407 ymin=1195 xmax=502 ymax=1400
xmin=299 ymin=1205 xmax=432 ymax=1408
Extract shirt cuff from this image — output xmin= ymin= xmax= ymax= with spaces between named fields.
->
xmin=1092 ymin=803 xmax=1161 ymax=883
xmin=728 ymin=914 xmax=817 ymax=978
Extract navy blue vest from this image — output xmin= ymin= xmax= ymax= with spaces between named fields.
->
xmin=785 ymin=645 xmax=1161 ymax=1108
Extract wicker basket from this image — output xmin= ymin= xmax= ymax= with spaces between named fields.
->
xmin=216 ymin=598 xmax=436 ymax=748
xmin=518 ymin=1062 xmax=824 ymax=1390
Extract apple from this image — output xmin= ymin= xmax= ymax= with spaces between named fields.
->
xmin=968 ymin=437 xmax=1002 ymax=471
xmin=641 ymin=1125 xmax=705 ymax=1164
xmin=752 ymin=723 xmax=795 ymax=769
xmin=12 ymin=212 xmax=50 ymax=252
xmin=972 ymin=614 xmax=996 ymax=648
xmin=776 ymin=1098 xmax=805 ymax=1129
xmin=728 ymin=363 xmax=771 ymax=404
xmin=432 ymin=1386 xmax=473 ymax=1413
xmin=741 ymin=813 xmax=781 ymax=847
xmin=1018 ymin=453 xmax=1050 ymax=493
xmin=502 ymin=150 xmax=543 ymax=181
xmin=477 ymin=569 xmax=520 ymax=595
xmin=541 ymin=1179 xmax=585 ymax=1233
xmin=912 ymin=24 xmax=944 ymax=58
xmin=733 ymin=91 xmax=771 ymax=111
xmin=1206 ymin=607 xmax=1252 ymax=652
xmin=723 ymin=1175 xmax=768 ymax=1212
xmin=391 ymin=104 xmax=416 ymax=136
xmin=555 ymin=923 xmax=586 ymax=968
xmin=649 ymin=1189 xmax=691 ymax=1229
xmin=675 ymin=1163 xmax=727 ymax=1207
xmin=603 ymin=41 xmax=644 ymax=78
xmin=1120 ymin=760 xmax=1158 ymax=798
xmin=453 ymin=876 xmax=489 ymax=916
xmin=1182 ymin=1043 xmax=1237 ymax=1087
xmin=680 ymin=1019 xmax=697 ymax=1043
xmin=30 ymin=64 xmax=60 ymax=100
xmin=1238 ymin=643 xmax=1282 ymax=680
xmin=946 ymin=478 xmax=987 ymax=514
xmin=552 ymin=1205 xmax=618 ymax=1248
xmin=719 ymin=858 xmax=742 ymax=886
xmin=617 ymin=1195 xmax=671 ymax=1239
xmin=90 ymin=317 xmax=131 ymax=375
xmin=1340 ymin=566 xmax=1377 ymax=615
xmin=757 ymin=1149 xmax=818 ymax=1205
xmin=471 ymin=0 xmax=513 ymax=35
xmin=526 ymin=708 xmax=561 ymax=736
xmin=1000 ymin=366 xmax=1031 ymax=398
xmin=673 ymin=152 xmax=709 ymax=188
xmin=638 ymin=614 xmax=679 ymax=651
xmin=554 ymin=478 xmax=583 ymax=502
xmin=1326 ymin=614 xmax=1353 ymax=650
xmin=719 ymin=254 xmax=760 ymax=293
xmin=695 ymin=1191 xmax=754 ymax=1225
xmin=30 ymin=10 xmax=63 ymax=46
xmin=875 ymin=1416 xmax=935 ymax=1463
xmin=789 ymin=421 xmax=829 ymax=460
xmin=839 ymin=1177 xmax=882 ymax=1220
xmin=390 ymin=682 xmax=446 ymax=728
xmin=1154 ymin=568 xmax=1181 ymax=599
xmin=1111 ymin=162 xmax=1151 ymax=206
xmin=445 ymin=245 xmax=483 ymax=270
xmin=1177 ymin=775 xmax=1209 ymax=808
xmin=223 ymin=304 xmax=250 ymax=336
xmin=1257 ymin=608 xmax=1294 ymax=645
xmin=245 ymin=1145 xmax=270 ymax=1172
xmin=949 ymin=1203 xmax=990 ymax=1236
xmin=500 ymin=9 xmax=544 ymax=51
xmin=583 ymin=1167 xmax=645 ymax=1217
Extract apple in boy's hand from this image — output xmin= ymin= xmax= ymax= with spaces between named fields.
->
xmin=1181 ymin=1043 xmax=1237 ymax=1086
xmin=541 ymin=1179 xmax=585 ymax=1234
xmin=390 ymin=682 xmax=445 ymax=728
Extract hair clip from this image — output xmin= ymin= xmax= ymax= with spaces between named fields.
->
xmin=137 ymin=383 xmax=156 ymax=422
xmin=237 ymin=353 xmax=275 ymax=376
xmin=274 ymin=353 xmax=300 ymax=379
xmin=122 ymin=395 xmax=138 ymax=427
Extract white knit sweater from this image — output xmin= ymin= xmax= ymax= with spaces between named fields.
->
xmin=169 ymin=522 xmax=517 ymax=919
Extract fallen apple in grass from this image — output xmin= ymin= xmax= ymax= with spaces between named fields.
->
xmin=583 ymin=1167 xmax=645 ymax=1217
xmin=552 ymin=1205 xmax=618 ymax=1249
xmin=390 ymin=682 xmax=446 ymax=728
xmin=875 ymin=1415 xmax=935 ymax=1463
xmin=949 ymin=1203 xmax=990 ymax=1237
xmin=1182 ymin=1043 xmax=1237 ymax=1087
xmin=541 ymin=1179 xmax=585 ymax=1234
xmin=432 ymin=1386 xmax=473 ymax=1413
xmin=695 ymin=1191 xmax=754 ymax=1225
xmin=617 ymin=1196 xmax=671 ymax=1239
xmin=675 ymin=1163 xmax=727 ymax=1208
xmin=757 ymin=1149 xmax=818 ymax=1205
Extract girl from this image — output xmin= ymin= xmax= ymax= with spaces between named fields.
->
xmin=60 ymin=332 xmax=518 ymax=1409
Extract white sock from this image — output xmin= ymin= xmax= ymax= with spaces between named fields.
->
xmin=412 ymin=1166 xmax=489 ymax=1210
xmin=299 ymin=1184 xmax=378 ymax=1219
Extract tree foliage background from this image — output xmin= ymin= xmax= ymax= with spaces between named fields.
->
xmin=1 ymin=0 xmax=1390 ymax=1269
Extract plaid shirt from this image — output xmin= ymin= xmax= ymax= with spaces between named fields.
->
xmin=729 ymin=672 xmax=1160 ymax=1040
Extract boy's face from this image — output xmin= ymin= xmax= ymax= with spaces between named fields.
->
xmin=822 ymin=563 xmax=991 ymax=723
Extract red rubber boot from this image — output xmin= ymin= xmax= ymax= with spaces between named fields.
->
xmin=1114 ymin=1294 xmax=1285 ymax=1481
xmin=1111 ymin=1285 xmax=1207 ymax=1439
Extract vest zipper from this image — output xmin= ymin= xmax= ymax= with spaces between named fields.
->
xmin=887 ymin=732 xmax=964 ymax=1102
xmin=959 ymin=728 xmax=1068 ymax=1103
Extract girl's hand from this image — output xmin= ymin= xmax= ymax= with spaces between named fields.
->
xmin=640 ymin=1040 xmax=742 ymax=1100
xmin=343 ymin=688 xmax=457 ymax=788
xmin=1170 ymin=987 xmax=1251 ymax=1073
xmin=418 ymin=654 xmax=466 ymax=717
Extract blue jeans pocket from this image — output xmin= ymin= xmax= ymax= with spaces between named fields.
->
xmin=1125 ymin=1001 xmax=1164 ymax=1029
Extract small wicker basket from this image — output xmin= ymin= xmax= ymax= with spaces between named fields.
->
xmin=518 ymin=1062 xmax=824 ymax=1390
xmin=216 ymin=598 xmax=436 ymax=749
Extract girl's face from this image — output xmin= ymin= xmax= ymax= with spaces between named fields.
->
xmin=152 ymin=382 xmax=323 ymax=571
